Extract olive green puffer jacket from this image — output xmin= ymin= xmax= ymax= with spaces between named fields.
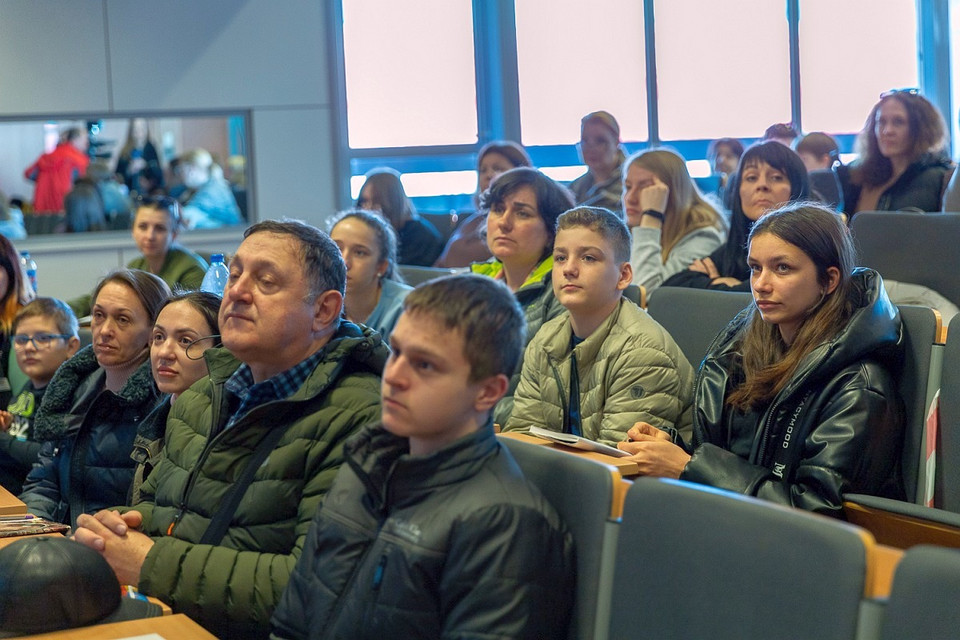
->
xmin=132 ymin=322 xmax=386 ymax=639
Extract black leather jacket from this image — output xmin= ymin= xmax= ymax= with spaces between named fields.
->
xmin=271 ymin=423 xmax=575 ymax=640
xmin=681 ymin=269 xmax=905 ymax=516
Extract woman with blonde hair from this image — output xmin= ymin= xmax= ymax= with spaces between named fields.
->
xmin=622 ymin=148 xmax=726 ymax=293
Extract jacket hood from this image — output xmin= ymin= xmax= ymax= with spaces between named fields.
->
xmin=469 ymin=256 xmax=553 ymax=294
xmin=204 ymin=320 xmax=389 ymax=389
xmin=33 ymin=345 xmax=158 ymax=442
xmin=712 ymin=268 xmax=901 ymax=390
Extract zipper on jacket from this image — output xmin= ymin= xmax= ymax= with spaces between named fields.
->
xmin=371 ymin=554 xmax=388 ymax=591
xmin=167 ymin=509 xmax=184 ymax=536
xmin=549 ymin=360 xmax=569 ymax=429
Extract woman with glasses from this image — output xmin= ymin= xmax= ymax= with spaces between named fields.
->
xmin=68 ymin=195 xmax=208 ymax=317
xmin=129 ymin=290 xmax=221 ymax=504
xmin=569 ymin=111 xmax=627 ymax=214
xmin=837 ymin=90 xmax=953 ymax=217
xmin=19 ymin=269 xmax=170 ymax=528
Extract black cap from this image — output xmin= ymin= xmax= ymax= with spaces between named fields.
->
xmin=0 ymin=537 xmax=163 ymax=636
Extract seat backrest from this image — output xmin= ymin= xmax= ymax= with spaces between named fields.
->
xmin=879 ymin=545 xmax=960 ymax=639
xmin=397 ymin=265 xmax=460 ymax=286
xmin=937 ymin=326 xmax=960 ymax=512
xmin=498 ymin=436 xmax=620 ymax=640
xmin=896 ymin=305 xmax=941 ymax=504
xmin=851 ymin=211 xmax=960 ymax=309
xmin=609 ymin=478 xmax=871 ymax=640
xmin=646 ymin=287 xmax=752 ymax=368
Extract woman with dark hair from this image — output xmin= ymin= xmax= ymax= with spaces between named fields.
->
xmin=20 ymin=269 xmax=171 ymax=527
xmin=0 ymin=235 xmax=35 ymax=408
xmin=620 ymin=204 xmax=904 ymax=516
xmin=622 ymin=148 xmax=726 ymax=293
xmin=837 ymin=90 xmax=953 ymax=215
xmin=115 ymin=118 xmax=164 ymax=197
xmin=331 ymin=209 xmax=412 ymax=342
xmin=357 ymin=168 xmax=443 ymax=266
xmin=130 ymin=290 xmax=221 ymax=504
xmin=570 ymin=111 xmax=627 ymax=213
xmin=434 ymin=140 xmax=533 ymax=267
xmin=663 ymin=141 xmax=809 ymax=291
xmin=470 ymin=167 xmax=575 ymax=423
xmin=68 ymin=195 xmax=207 ymax=317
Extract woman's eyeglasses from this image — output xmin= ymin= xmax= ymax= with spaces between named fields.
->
xmin=12 ymin=333 xmax=72 ymax=350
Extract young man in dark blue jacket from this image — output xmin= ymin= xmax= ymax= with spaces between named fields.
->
xmin=271 ymin=274 xmax=575 ymax=640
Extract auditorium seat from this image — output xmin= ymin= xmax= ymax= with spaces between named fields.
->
xmin=936 ymin=323 xmax=960 ymax=512
xmin=876 ymin=545 xmax=960 ymax=639
xmin=609 ymin=478 xmax=873 ymax=640
xmin=499 ymin=435 xmax=627 ymax=640
xmin=646 ymin=287 xmax=752 ymax=367
xmin=397 ymin=265 xmax=460 ymax=286
xmin=851 ymin=211 xmax=960 ymax=309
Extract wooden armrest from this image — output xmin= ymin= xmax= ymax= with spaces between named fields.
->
xmin=844 ymin=499 xmax=960 ymax=550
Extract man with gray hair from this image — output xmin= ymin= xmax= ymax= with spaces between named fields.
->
xmin=74 ymin=219 xmax=387 ymax=639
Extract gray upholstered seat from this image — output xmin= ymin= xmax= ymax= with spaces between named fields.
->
xmin=878 ymin=545 xmax=960 ymax=639
xmin=645 ymin=287 xmax=752 ymax=368
xmin=608 ymin=477 xmax=870 ymax=640
xmin=498 ymin=436 xmax=622 ymax=640
xmin=937 ymin=324 xmax=960 ymax=512
xmin=851 ymin=211 xmax=960 ymax=309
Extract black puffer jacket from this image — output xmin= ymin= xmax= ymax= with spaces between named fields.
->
xmin=837 ymin=152 xmax=954 ymax=216
xmin=271 ymin=423 xmax=576 ymax=640
xmin=19 ymin=345 xmax=160 ymax=527
xmin=681 ymin=269 xmax=905 ymax=516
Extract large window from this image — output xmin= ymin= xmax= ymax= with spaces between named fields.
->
xmin=335 ymin=0 xmax=943 ymax=212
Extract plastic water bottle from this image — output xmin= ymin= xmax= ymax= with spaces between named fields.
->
xmin=19 ymin=251 xmax=38 ymax=294
xmin=200 ymin=253 xmax=230 ymax=296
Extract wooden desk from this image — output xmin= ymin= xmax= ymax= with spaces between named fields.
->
xmin=498 ymin=431 xmax=641 ymax=477
xmin=14 ymin=613 xmax=216 ymax=639
xmin=0 ymin=483 xmax=27 ymax=515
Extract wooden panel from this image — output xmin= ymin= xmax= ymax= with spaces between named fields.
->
xmin=844 ymin=500 xmax=960 ymax=550
xmin=15 ymin=613 xmax=215 ymax=639
xmin=0 ymin=484 xmax=27 ymax=515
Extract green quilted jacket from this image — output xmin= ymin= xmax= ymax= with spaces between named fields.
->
xmin=132 ymin=322 xmax=386 ymax=639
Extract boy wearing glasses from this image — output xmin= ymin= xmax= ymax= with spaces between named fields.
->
xmin=0 ymin=298 xmax=80 ymax=493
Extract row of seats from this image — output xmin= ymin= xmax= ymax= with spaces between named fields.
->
xmin=501 ymin=437 xmax=960 ymax=640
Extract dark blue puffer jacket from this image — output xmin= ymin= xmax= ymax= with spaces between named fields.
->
xmin=19 ymin=345 xmax=160 ymax=528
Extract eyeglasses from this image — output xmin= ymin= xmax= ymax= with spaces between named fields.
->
xmin=880 ymin=88 xmax=920 ymax=99
xmin=12 ymin=333 xmax=72 ymax=350
xmin=184 ymin=334 xmax=222 ymax=361
xmin=135 ymin=194 xmax=181 ymax=217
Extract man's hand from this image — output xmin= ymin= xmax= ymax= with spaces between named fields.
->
xmin=0 ymin=410 xmax=12 ymax=431
xmin=74 ymin=509 xmax=151 ymax=586
xmin=618 ymin=422 xmax=691 ymax=479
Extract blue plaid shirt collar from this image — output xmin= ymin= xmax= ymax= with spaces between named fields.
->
xmin=224 ymin=347 xmax=327 ymax=429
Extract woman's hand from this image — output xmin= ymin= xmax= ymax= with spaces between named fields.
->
xmin=0 ymin=410 xmax=11 ymax=431
xmin=689 ymin=256 xmax=719 ymax=278
xmin=710 ymin=277 xmax=743 ymax=287
xmin=639 ymin=178 xmax=670 ymax=228
xmin=618 ymin=422 xmax=691 ymax=478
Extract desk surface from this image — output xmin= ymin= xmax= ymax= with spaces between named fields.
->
xmin=498 ymin=431 xmax=640 ymax=476
xmin=13 ymin=613 xmax=216 ymax=639
xmin=0 ymin=483 xmax=27 ymax=515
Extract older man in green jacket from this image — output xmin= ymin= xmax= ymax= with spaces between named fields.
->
xmin=74 ymin=220 xmax=386 ymax=639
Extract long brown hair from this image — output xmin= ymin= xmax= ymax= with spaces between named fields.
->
xmin=623 ymin=149 xmax=725 ymax=261
xmin=726 ymin=204 xmax=856 ymax=411
xmin=0 ymin=236 xmax=34 ymax=334
xmin=852 ymin=91 xmax=949 ymax=188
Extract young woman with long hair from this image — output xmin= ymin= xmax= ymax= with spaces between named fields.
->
xmin=619 ymin=204 xmax=905 ymax=516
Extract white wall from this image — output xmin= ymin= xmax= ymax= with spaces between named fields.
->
xmin=0 ymin=0 xmax=340 ymax=300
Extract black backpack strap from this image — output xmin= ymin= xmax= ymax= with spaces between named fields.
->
xmin=199 ymin=419 xmax=294 ymax=546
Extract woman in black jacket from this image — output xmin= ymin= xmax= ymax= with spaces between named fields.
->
xmin=620 ymin=204 xmax=905 ymax=516
xmin=19 ymin=269 xmax=170 ymax=527
xmin=662 ymin=141 xmax=809 ymax=292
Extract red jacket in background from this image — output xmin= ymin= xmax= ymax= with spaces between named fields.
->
xmin=24 ymin=143 xmax=90 ymax=213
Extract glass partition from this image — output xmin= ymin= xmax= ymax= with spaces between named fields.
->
xmin=0 ymin=113 xmax=250 ymax=236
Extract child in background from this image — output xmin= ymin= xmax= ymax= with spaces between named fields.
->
xmin=505 ymin=206 xmax=694 ymax=445
xmin=0 ymin=298 xmax=80 ymax=494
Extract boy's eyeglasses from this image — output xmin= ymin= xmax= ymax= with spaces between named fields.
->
xmin=12 ymin=333 xmax=72 ymax=350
